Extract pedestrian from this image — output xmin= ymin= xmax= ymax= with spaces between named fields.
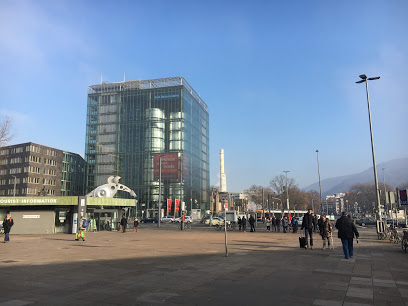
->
xmin=120 ymin=215 xmax=127 ymax=233
xmin=238 ymin=216 xmax=242 ymax=231
xmin=242 ymin=216 xmax=247 ymax=232
xmin=249 ymin=214 xmax=255 ymax=232
xmin=301 ymin=208 xmax=315 ymax=249
xmin=282 ymin=216 xmax=288 ymax=233
xmin=266 ymin=217 xmax=271 ymax=231
xmin=276 ymin=216 xmax=281 ymax=232
xmin=75 ymin=217 xmax=87 ymax=241
xmin=292 ymin=217 xmax=298 ymax=233
xmin=272 ymin=216 xmax=276 ymax=231
xmin=335 ymin=212 xmax=359 ymax=259
xmin=3 ymin=213 xmax=14 ymax=243
xmin=133 ymin=217 xmax=139 ymax=232
xmin=320 ymin=216 xmax=332 ymax=249
xmin=317 ymin=215 xmax=324 ymax=233
xmin=314 ymin=214 xmax=319 ymax=232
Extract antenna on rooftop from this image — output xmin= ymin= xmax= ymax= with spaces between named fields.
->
xmin=124 ymin=72 xmax=126 ymax=82
xmin=100 ymin=74 xmax=103 ymax=84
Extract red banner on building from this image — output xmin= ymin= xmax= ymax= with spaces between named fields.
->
xmin=175 ymin=199 xmax=180 ymax=213
xmin=167 ymin=199 xmax=172 ymax=214
xmin=154 ymin=153 xmax=180 ymax=181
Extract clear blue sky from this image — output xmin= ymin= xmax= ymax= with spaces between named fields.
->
xmin=1 ymin=0 xmax=407 ymax=191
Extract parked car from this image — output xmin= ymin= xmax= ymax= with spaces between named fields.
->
xmin=140 ymin=217 xmax=158 ymax=223
xmin=210 ymin=217 xmax=225 ymax=226
xmin=201 ymin=216 xmax=212 ymax=224
xmin=174 ymin=216 xmax=193 ymax=223
xmin=160 ymin=215 xmax=175 ymax=223
xmin=355 ymin=218 xmax=376 ymax=226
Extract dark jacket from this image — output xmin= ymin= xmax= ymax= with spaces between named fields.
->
xmin=272 ymin=217 xmax=276 ymax=225
xmin=249 ymin=216 xmax=255 ymax=225
xmin=301 ymin=213 xmax=315 ymax=230
xmin=242 ymin=217 xmax=247 ymax=225
xmin=120 ymin=217 xmax=127 ymax=226
xmin=335 ymin=216 xmax=359 ymax=239
xmin=276 ymin=218 xmax=281 ymax=225
xmin=3 ymin=217 xmax=14 ymax=233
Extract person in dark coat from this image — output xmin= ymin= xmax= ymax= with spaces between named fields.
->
xmin=335 ymin=212 xmax=359 ymax=259
xmin=120 ymin=216 xmax=128 ymax=233
xmin=3 ymin=213 xmax=14 ymax=243
xmin=133 ymin=218 xmax=139 ymax=232
xmin=276 ymin=216 xmax=281 ymax=232
xmin=249 ymin=215 xmax=255 ymax=232
xmin=301 ymin=209 xmax=315 ymax=249
xmin=317 ymin=216 xmax=324 ymax=233
xmin=242 ymin=216 xmax=247 ymax=232
xmin=313 ymin=215 xmax=319 ymax=232
xmin=238 ymin=217 xmax=242 ymax=231
xmin=272 ymin=216 xmax=277 ymax=231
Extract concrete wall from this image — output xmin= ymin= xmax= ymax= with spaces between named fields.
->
xmin=10 ymin=211 xmax=55 ymax=234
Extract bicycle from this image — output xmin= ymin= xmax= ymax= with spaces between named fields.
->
xmin=215 ymin=221 xmax=235 ymax=231
xmin=389 ymin=227 xmax=401 ymax=244
xmin=178 ymin=222 xmax=191 ymax=230
xmin=401 ymin=230 xmax=408 ymax=253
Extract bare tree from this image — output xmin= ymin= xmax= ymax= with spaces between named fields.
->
xmin=0 ymin=116 xmax=14 ymax=147
xmin=244 ymin=185 xmax=274 ymax=209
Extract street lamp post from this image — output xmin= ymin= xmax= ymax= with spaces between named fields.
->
xmin=356 ymin=74 xmax=381 ymax=220
xmin=283 ymin=171 xmax=290 ymax=210
xmin=316 ymin=150 xmax=324 ymax=215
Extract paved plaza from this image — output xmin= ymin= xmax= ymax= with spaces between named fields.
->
xmin=1 ymin=224 xmax=408 ymax=305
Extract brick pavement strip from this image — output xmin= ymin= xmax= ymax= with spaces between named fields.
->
xmin=0 ymin=225 xmax=408 ymax=305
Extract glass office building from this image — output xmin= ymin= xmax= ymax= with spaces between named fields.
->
xmin=85 ymin=77 xmax=209 ymax=217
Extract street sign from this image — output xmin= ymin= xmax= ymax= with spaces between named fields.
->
xmin=399 ymin=189 xmax=408 ymax=206
xmin=224 ymin=202 xmax=228 ymax=209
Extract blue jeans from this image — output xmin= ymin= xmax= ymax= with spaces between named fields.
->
xmin=341 ymin=238 xmax=354 ymax=258
xmin=305 ymin=228 xmax=313 ymax=247
xmin=4 ymin=232 xmax=10 ymax=242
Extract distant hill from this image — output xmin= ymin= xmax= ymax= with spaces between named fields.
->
xmin=302 ymin=158 xmax=408 ymax=196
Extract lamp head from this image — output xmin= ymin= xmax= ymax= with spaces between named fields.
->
xmin=359 ymin=74 xmax=367 ymax=80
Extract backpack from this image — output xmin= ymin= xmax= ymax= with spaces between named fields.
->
xmin=82 ymin=220 xmax=88 ymax=228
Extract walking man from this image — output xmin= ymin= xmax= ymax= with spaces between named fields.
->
xmin=242 ymin=216 xmax=247 ymax=232
xmin=120 ymin=215 xmax=128 ymax=233
xmin=335 ymin=212 xmax=359 ymax=259
xmin=272 ymin=216 xmax=276 ymax=231
xmin=276 ymin=216 xmax=281 ymax=232
xmin=249 ymin=214 xmax=255 ymax=232
xmin=301 ymin=209 xmax=315 ymax=249
xmin=3 ymin=213 xmax=14 ymax=243
xmin=238 ymin=216 xmax=242 ymax=231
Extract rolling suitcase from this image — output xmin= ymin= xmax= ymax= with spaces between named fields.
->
xmin=299 ymin=236 xmax=307 ymax=248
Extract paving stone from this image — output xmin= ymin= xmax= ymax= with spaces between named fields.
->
xmin=313 ymin=299 xmax=342 ymax=306
xmin=346 ymin=290 xmax=373 ymax=300
xmin=400 ymin=288 xmax=408 ymax=298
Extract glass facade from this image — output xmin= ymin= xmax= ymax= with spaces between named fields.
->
xmin=85 ymin=77 xmax=209 ymax=217
xmin=61 ymin=152 xmax=86 ymax=196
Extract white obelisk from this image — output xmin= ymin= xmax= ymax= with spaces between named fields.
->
xmin=220 ymin=149 xmax=227 ymax=192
